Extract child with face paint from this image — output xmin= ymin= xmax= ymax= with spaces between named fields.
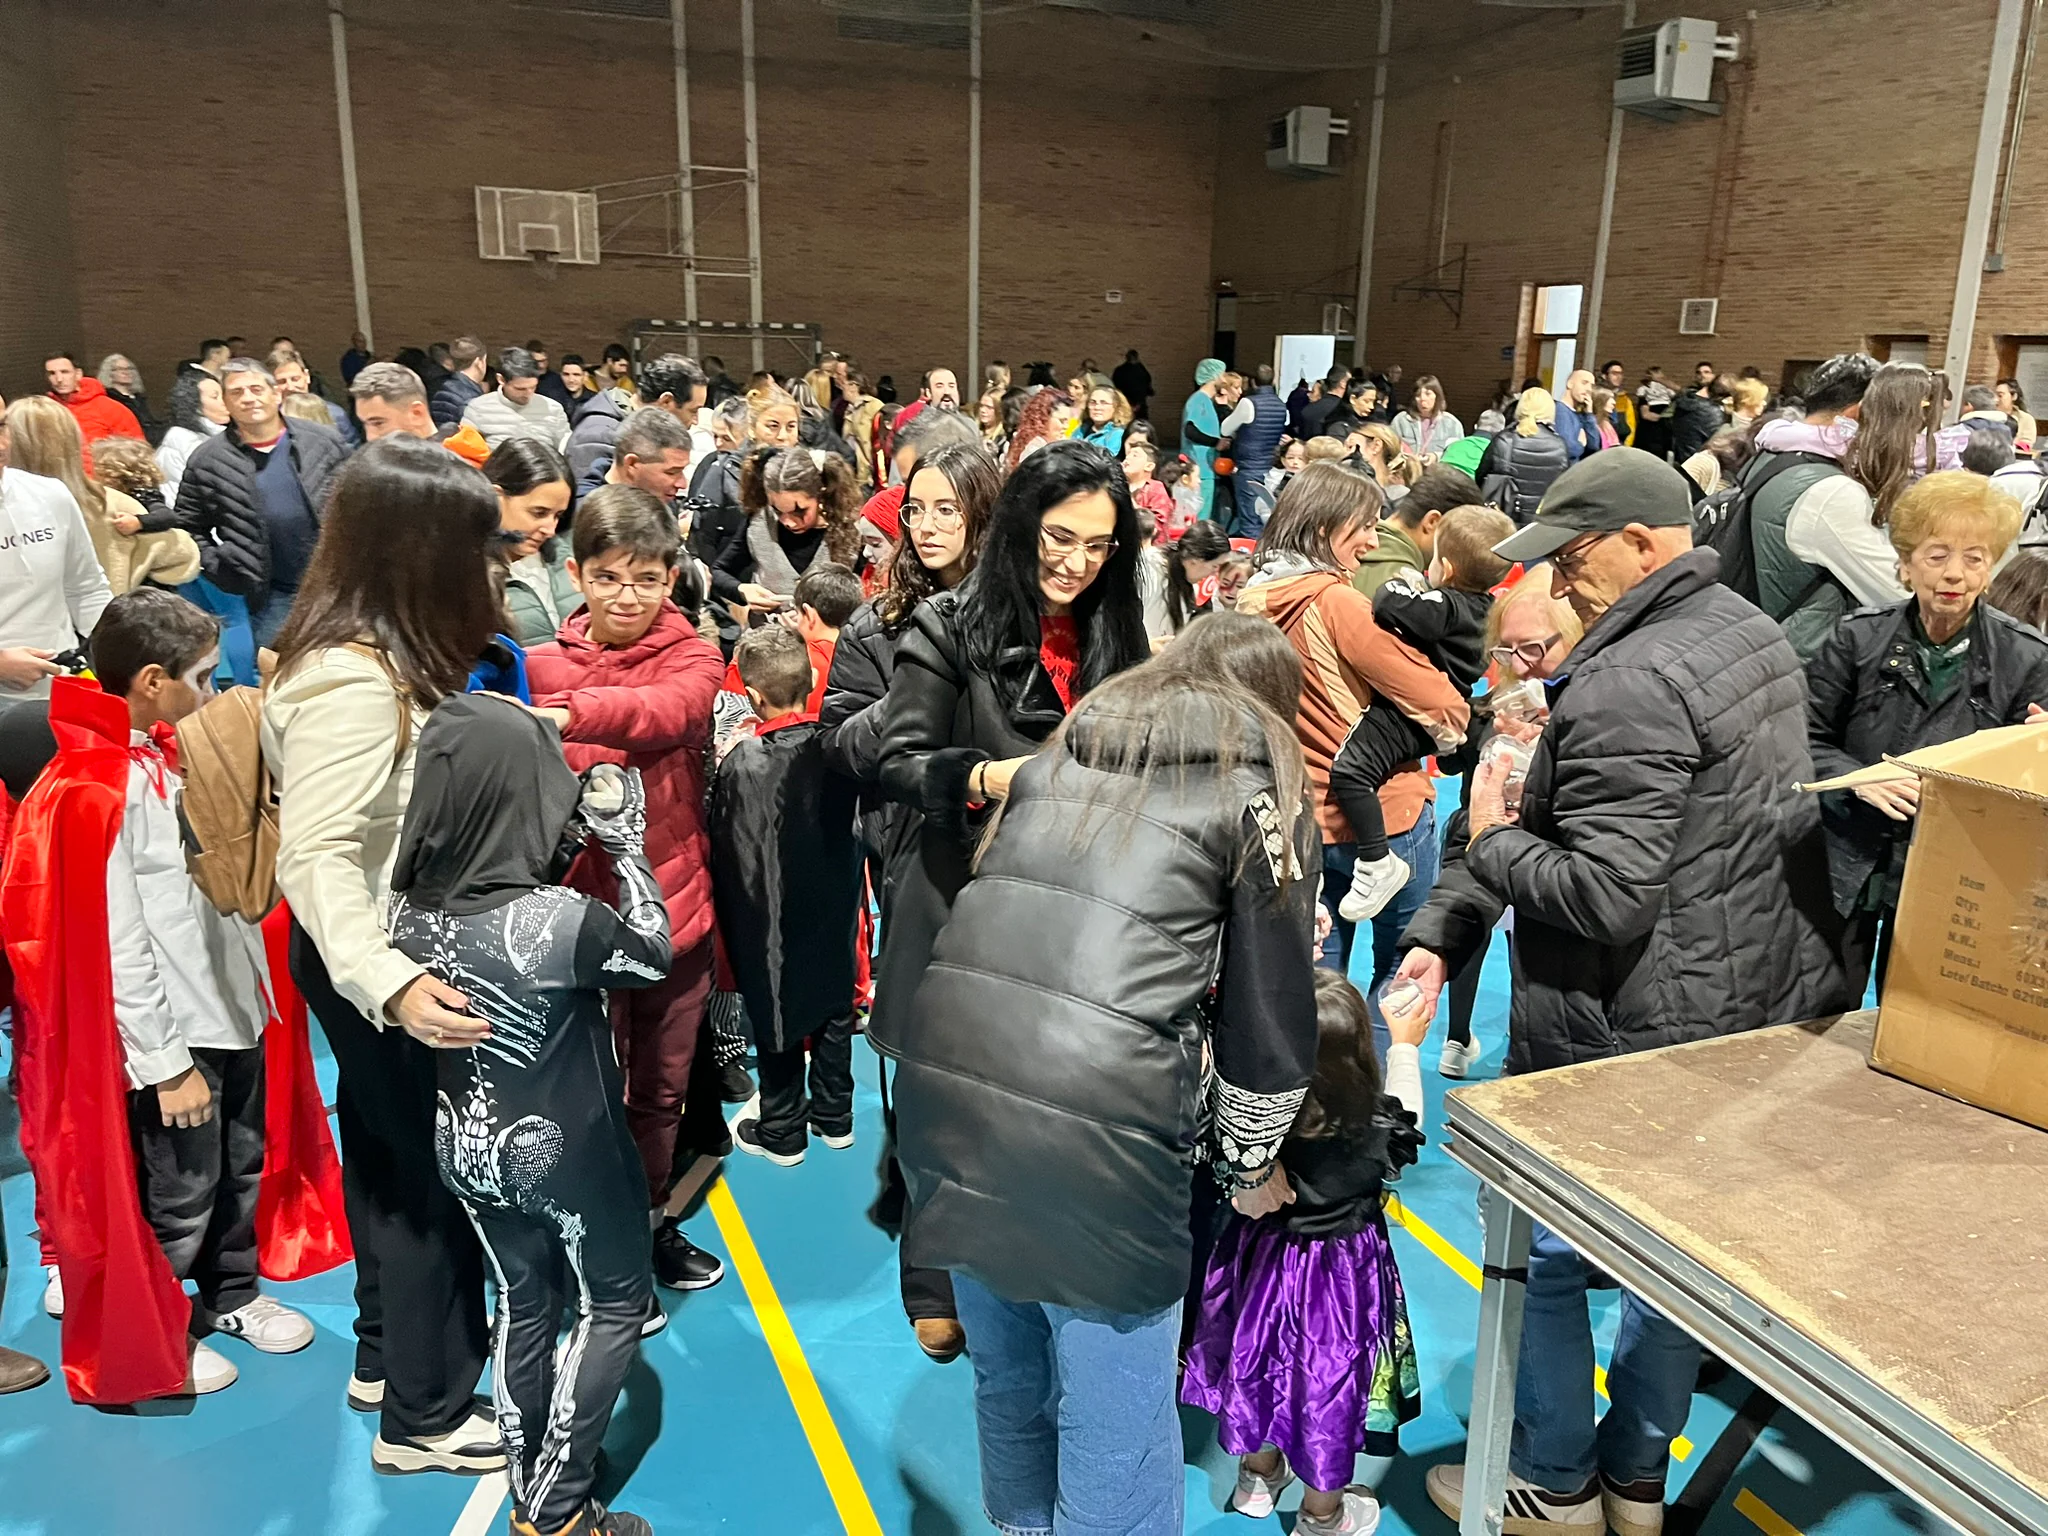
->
xmin=24 ymin=588 xmax=315 ymax=1399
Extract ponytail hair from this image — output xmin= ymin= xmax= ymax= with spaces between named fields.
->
xmin=739 ymin=444 xmax=863 ymax=564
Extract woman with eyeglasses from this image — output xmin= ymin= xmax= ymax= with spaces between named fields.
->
xmin=873 ymin=440 xmax=1150 ymax=1359
xmin=1431 ymin=570 xmax=1583 ymax=1077
xmin=1235 ymin=462 xmax=1468 ymax=1005
xmin=817 ymin=442 xmax=1001 ymax=1362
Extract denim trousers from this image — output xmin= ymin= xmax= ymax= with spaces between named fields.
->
xmin=1511 ymin=1224 xmax=1700 ymax=1493
xmin=951 ymin=1271 xmax=1184 ymax=1536
xmin=1318 ymin=803 xmax=1440 ymax=1059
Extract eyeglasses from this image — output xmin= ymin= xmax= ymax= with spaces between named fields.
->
xmin=1489 ymin=634 xmax=1564 ymax=669
xmin=584 ymin=575 xmax=671 ymax=599
xmin=1040 ymin=524 xmax=1119 ymax=564
xmin=1552 ymin=530 xmax=1617 ymax=580
xmin=905 ymin=502 xmax=965 ymax=530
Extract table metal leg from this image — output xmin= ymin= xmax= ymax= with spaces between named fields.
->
xmin=1461 ymin=1183 xmax=1534 ymax=1536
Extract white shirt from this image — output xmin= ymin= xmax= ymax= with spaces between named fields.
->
xmin=0 ymin=467 xmax=113 ymax=694
xmin=1784 ymin=476 xmax=1908 ymax=608
xmin=110 ymin=733 xmax=270 ymax=1086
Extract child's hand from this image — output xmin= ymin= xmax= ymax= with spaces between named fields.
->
xmin=578 ymin=764 xmax=648 ymax=854
xmin=157 ymin=1066 xmax=214 ymax=1129
xmin=1230 ymin=1163 xmax=1295 ymax=1219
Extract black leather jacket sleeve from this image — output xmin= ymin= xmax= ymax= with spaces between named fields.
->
xmin=878 ymin=606 xmax=988 ymax=828
xmin=1802 ymin=618 xmax=1869 ymax=786
xmin=821 ymin=606 xmax=893 ymax=783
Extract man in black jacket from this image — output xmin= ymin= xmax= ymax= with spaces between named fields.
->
xmin=174 ymin=358 xmax=349 ymax=646
xmin=1110 ymin=349 xmax=1153 ymax=421
xmin=429 ymin=335 xmax=488 ymax=429
xmin=1408 ymin=449 xmax=1851 ymax=1535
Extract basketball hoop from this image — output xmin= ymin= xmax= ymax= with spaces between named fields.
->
xmin=526 ymin=246 xmax=560 ymax=282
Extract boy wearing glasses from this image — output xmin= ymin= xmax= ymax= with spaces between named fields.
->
xmin=1334 ymin=505 xmax=1517 ymax=922
xmin=526 ymin=485 xmax=731 ymax=1306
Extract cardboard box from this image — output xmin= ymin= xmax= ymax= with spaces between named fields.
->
xmin=1804 ymin=723 xmax=2048 ymax=1129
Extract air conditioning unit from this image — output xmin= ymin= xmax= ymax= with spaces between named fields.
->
xmin=1678 ymin=297 xmax=1720 ymax=336
xmin=1320 ymin=301 xmax=1348 ymax=336
xmin=1615 ymin=18 xmax=1739 ymax=119
xmin=476 ymin=186 xmax=601 ymax=264
xmin=1266 ymin=106 xmax=1349 ymax=177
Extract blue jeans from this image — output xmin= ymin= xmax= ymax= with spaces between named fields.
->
xmin=250 ymin=585 xmax=297 ymax=650
xmin=951 ymin=1271 xmax=1184 ymax=1536
xmin=1511 ymin=1224 xmax=1700 ymax=1493
xmin=1319 ymin=804 xmax=1440 ymax=1052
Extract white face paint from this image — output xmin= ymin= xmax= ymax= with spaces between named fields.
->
xmin=180 ymin=650 xmax=220 ymax=696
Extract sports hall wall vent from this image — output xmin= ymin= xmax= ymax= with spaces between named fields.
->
xmin=835 ymin=13 xmax=970 ymax=48
xmin=1678 ymin=297 xmax=1720 ymax=336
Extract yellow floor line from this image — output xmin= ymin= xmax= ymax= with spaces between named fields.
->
xmin=1385 ymin=1193 xmax=1694 ymax=1461
xmin=706 ymin=1180 xmax=884 ymax=1536
xmin=1734 ymin=1487 xmax=1808 ymax=1536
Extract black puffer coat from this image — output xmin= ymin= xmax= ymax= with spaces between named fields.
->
xmin=869 ymin=590 xmax=1070 ymax=1046
xmin=686 ymin=449 xmax=750 ymax=607
xmin=1478 ymin=426 xmax=1570 ymax=523
xmin=172 ymin=419 xmax=348 ymax=597
xmin=890 ymin=696 xmax=1321 ymax=1314
xmin=1806 ymin=599 xmax=2048 ymax=914
xmin=1402 ymin=549 xmax=1851 ymax=1076
xmin=820 ymin=599 xmax=916 ymax=875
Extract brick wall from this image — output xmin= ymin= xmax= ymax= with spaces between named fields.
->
xmin=42 ymin=0 xmax=1215 ymax=422
xmin=0 ymin=2 xmax=82 ymax=401
xmin=1211 ymin=0 xmax=2030 ymax=414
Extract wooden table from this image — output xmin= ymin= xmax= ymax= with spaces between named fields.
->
xmin=1445 ymin=1011 xmax=2048 ymax=1536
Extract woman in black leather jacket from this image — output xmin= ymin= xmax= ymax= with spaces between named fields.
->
xmin=1807 ymin=470 xmax=2048 ymax=991
xmin=872 ymin=440 xmax=1150 ymax=1357
xmin=889 ymin=614 xmax=1320 ymax=1535
xmin=1478 ymin=387 xmax=1570 ymax=523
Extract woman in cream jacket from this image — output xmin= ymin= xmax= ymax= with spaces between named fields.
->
xmin=262 ymin=437 xmax=508 ymax=1477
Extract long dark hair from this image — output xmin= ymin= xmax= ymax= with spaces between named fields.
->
xmin=481 ymin=435 xmax=570 ymax=498
xmin=1026 ymin=611 xmax=1309 ymax=884
xmin=957 ymin=439 xmax=1149 ymax=695
xmin=877 ymin=442 xmax=1001 ymax=630
xmin=273 ymin=436 xmax=501 ymax=705
xmin=1165 ymin=520 xmax=1233 ymax=631
xmin=1294 ymin=970 xmax=1385 ymax=1141
xmin=1846 ymin=362 xmax=1944 ymax=526
xmin=164 ymin=371 xmax=217 ymax=434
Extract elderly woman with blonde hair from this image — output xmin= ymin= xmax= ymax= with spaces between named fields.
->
xmin=1806 ymin=468 xmax=2048 ymax=992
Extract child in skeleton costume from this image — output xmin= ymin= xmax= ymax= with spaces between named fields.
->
xmin=387 ymin=694 xmax=669 ymax=1536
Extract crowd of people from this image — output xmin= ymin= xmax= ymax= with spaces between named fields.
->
xmin=0 ymin=323 xmax=2046 ymax=1536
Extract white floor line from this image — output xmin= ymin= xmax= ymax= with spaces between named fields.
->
xmin=451 ymin=1470 xmax=510 ymax=1536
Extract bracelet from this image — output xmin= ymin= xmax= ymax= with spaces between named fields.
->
xmin=1228 ymin=1161 xmax=1279 ymax=1193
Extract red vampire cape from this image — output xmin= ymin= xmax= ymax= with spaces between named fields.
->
xmin=1 ymin=678 xmax=350 ymax=1405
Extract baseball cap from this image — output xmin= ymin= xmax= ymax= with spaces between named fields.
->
xmin=1493 ymin=447 xmax=1695 ymax=563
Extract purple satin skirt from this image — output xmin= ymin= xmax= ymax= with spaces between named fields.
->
xmin=1181 ymin=1212 xmax=1420 ymax=1493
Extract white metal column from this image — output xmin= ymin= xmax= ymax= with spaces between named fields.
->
xmin=740 ymin=0 xmax=765 ymax=373
xmin=967 ymin=0 xmax=983 ymax=389
xmin=1946 ymin=0 xmax=2028 ymax=404
xmin=1583 ymin=0 xmax=1636 ymax=369
xmin=328 ymin=1 xmax=373 ymax=350
xmin=672 ymin=0 xmax=699 ymax=328
xmin=1351 ymin=0 xmax=1393 ymax=368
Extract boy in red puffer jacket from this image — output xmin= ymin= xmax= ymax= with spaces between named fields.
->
xmin=526 ymin=484 xmax=729 ymax=1303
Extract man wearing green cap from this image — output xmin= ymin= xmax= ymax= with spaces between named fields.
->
xmin=1397 ymin=448 xmax=1852 ymax=1535
xmin=1180 ymin=359 xmax=1228 ymax=519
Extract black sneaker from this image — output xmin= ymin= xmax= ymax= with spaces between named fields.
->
xmin=735 ymin=1116 xmax=805 ymax=1166
xmin=640 ymin=1292 xmax=669 ymax=1339
xmin=718 ymin=1060 xmax=756 ymax=1103
xmin=651 ymin=1221 xmax=725 ymax=1291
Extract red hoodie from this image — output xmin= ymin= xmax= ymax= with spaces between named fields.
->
xmin=52 ymin=378 xmax=144 ymax=475
xmin=526 ymin=603 xmax=724 ymax=953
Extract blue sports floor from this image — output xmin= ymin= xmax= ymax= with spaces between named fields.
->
xmin=0 ymin=810 xmax=1929 ymax=1535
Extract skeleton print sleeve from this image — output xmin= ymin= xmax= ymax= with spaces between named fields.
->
xmin=570 ymin=766 xmax=673 ymax=990
xmin=1208 ymin=791 xmax=1320 ymax=1179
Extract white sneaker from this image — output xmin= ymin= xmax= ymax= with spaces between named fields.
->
xmin=1298 ymin=1489 xmax=1383 ymax=1536
xmin=1602 ymin=1476 xmax=1666 ymax=1536
xmin=1337 ymin=852 xmax=1411 ymax=923
xmin=813 ymin=1127 xmax=856 ymax=1150
xmin=1231 ymin=1452 xmax=1296 ymax=1518
xmin=42 ymin=1266 xmax=62 ymax=1319
xmin=1425 ymin=1463 xmax=1606 ymax=1535
xmin=371 ymin=1407 xmax=507 ymax=1476
xmin=187 ymin=1339 xmax=238 ymax=1395
xmin=1440 ymin=1037 xmax=1485 ymax=1078
xmin=207 ymin=1294 xmax=315 ymax=1354
xmin=346 ymin=1373 xmax=385 ymax=1413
